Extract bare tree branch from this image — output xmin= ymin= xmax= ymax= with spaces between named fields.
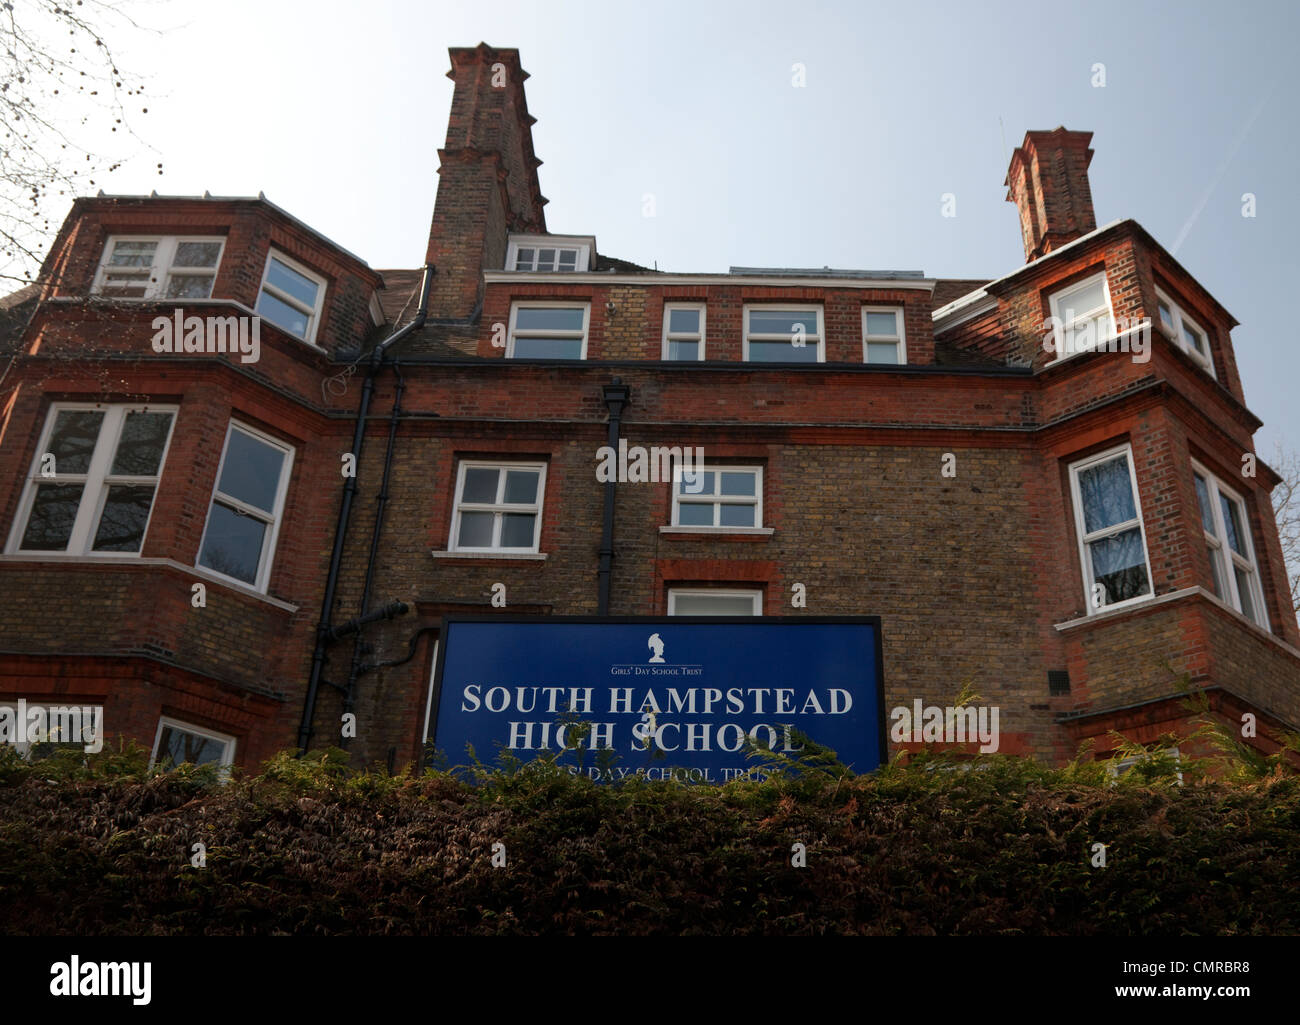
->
xmin=1 ymin=0 xmax=159 ymax=289
xmin=1270 ymin=442 xmax=1300 ymax=620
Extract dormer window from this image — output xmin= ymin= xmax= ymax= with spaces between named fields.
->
xmin=1155 ymin=287 xmax=1216 ymax=378
xmin=862 ymin=307 xmax=906 ymax=364
xmin=1048 ymin=271 xmax=1115 ymax=360
xmin=505 ymin=234 xmax=593 ymax=272
xmin=93 ymin=236 xmax=224 ymax=299
xmin=256 ymin=250 xmax=327 ymax=345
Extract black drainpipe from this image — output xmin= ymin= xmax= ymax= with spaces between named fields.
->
xmin=340 ymin=357 xmax=408 ymax=743
xmin=298 ymin=264 xmax=434 ymax=754
xmin=597 ymin=379 xmax=630 ymax=615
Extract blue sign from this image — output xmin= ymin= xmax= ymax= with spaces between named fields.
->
xmin=428 ymin=616 xmax=886 ymax=782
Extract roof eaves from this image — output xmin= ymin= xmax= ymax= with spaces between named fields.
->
xmin=89 ymin=191 xmax=374 ymax=271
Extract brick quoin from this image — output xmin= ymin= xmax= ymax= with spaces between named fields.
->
xmin=1 ymin=43 xmax=1296 ymax=775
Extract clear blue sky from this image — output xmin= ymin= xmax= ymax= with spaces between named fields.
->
xmin=83 ymin=0 xmax=1300 ymax=455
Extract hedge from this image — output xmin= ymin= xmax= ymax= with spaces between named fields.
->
xmin=1 ymin=722 xmax=1298 ymax=936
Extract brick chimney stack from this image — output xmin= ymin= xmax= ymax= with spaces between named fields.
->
xmin=1004 ymin=128 xmax=1097 ymax=263
xmin=425 ymin=43 xmax=547 ymax=318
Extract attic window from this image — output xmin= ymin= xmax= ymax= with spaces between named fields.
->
xmin=505 ymin=235 xmax=592 ymax=272
xmin=93 ymin=236 xmax=224 ymax=299
xmin=1155 ymin=287 xmax=1216 ymax=378
xmin=1048 ymin=272 xmax=1115 ymax=360
xmin=256 ymin=251 xmax=326 ymax=345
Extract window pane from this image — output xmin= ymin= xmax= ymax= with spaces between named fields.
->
xmin=515 ymin=248 xmax=534 ymax=270
xmin=1219 ymin=494 xmax=1246 ymax=556
xmin=1158 ymin=302 xmax=1175 ymax=331
xmin=502 ymin=469 xmax=539 ymax=504
xmin=108 ymin=240 xmax=156 ymax=267
xmin=719 ymin=503 xmax=755 ymax=528
xmin=865 ymin=312 xmax=898 ymax=336
xmin=511 ymin=336 xmax=584 ymax=359
xmin=678 ymin=470 xmax=713 ymax=496
xmin=514 ymin=307 xmax=585 ymax=332
xmin=719 ymin=472 xmax=755 ymax=497
xmin=748 ymin=340 xmax=817 ymax=362
xmin=1234 ymin=566 xmax=1258 ymax=622
xmin=1059 ymin=279 xmax=1106 ymax=320
xmin=677 ymin=502 xmax=714 ymax=527
xmin=1207 ymin=543 xmax=1227 ymax=600
xmin=198 ymin=502 xmax=266 ymax=583
xmin=1182 ymin=321 xmax=1206 ymax=355
xmin=748 ymin=310 xmax=817 ymax=337
xmin=461 ymin=467 xmax=500 ymax=504
xmin=257 ymin=289 xmax=310 ymax=339
xmin=672 ymin=593 xmax=758 ymax=615
xmin=156 ymin=726 xmax=226 ymax=768
xmin=866 ymin=342 xmax=900 ymax=364
xmin=537 ymin=249 xmax=556 ymax=270
xmin=1193 ymin=474 xmax=1215 ymax=534
xmin=1078 ymin=456 xmax=1137 ymax=533
xmin=217 ymin=429 xmax=285 ymax=514
xmin=46 ymin=410 xmax=104 ymax=474
xmin=1088 ymin=528 xmax=1151 ymax=603
xmin=668 ymin=308 xmax=700 ymax=334
xmin=667 ymin=340 xmax=698 ymax=361
xmin=557 ymin=250 xmax=578 ymax=271
xmin=500 ymin=513 xmax=536 ymax=548
xmin=457 ymin=511 xmax=494 ymax=548
xmin=1061 ymin=312 xmax=1113 ymax=354
xmin=265 ymin=257 xmax=320 ymax=309
xmin=92 ymin=484 xmax=155 ymax=552
xmin=110 ymin=411 xmax=172 ymax=476
xmin=173 ymin=241 xmax=222 ymax=268
xmin=19 ymin=483 xmax=83 ymax=550
xmin=100 ymin=275 xmax=150 ymax=298
xmin=165 ymin=274 xmax=214 ymax=299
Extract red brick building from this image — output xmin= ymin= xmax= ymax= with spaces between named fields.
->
xmin=2 ymin=43 xmax=1297 ymax=772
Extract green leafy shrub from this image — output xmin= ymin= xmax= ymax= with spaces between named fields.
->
xmin=1 ymin=725 xmax=1298 ymax=935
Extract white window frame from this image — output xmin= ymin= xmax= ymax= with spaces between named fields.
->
xmin=1048 ymin=271 xmax=1115 ymax=361
xmin=661 ymin=302 xmax=706 ymax=361
xmin=449 ymin=460 xmax=548 ymax=554
xmin=149 ymin=716 xmax=236 ymax=771
xmin=743 ymin=304 xmax=825 ymax=363
xmin=5 ymin=402 xmax=178 ymax=557
xmin=861 ymin=306 xmax=907 ymax=364
xmin=92 ymin=235 xmax=225 ymax=300
xmin=667 ymin=588 xmax=763 ymax=616
xmin=506 ymin=301 xmax=590 ymax=360
xmin=195 ymin=420 xmax=295 ymax=593
xmin=1067 ymin=443 xmax=1155 ymax=614
xmin=1155 ymin=287 xmax=1216 ymax=378
xmin=256 ymin=249 xmax=327 ymax=346
xmin=1192 ymin=460 xmax=1267 ymax=629
xmin=670 ymin=463 xmax=763 ymax=530
xmin=1109 ymin=746 xmax=1183 ymax=785
xmin=505 ymin=235 xmax=592 ymax=273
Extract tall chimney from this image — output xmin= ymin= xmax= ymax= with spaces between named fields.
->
xmin=1004 ymin=128 xmax=1097 ymax=263
xmin=425 ymin=44 xmax=547 ymax=318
